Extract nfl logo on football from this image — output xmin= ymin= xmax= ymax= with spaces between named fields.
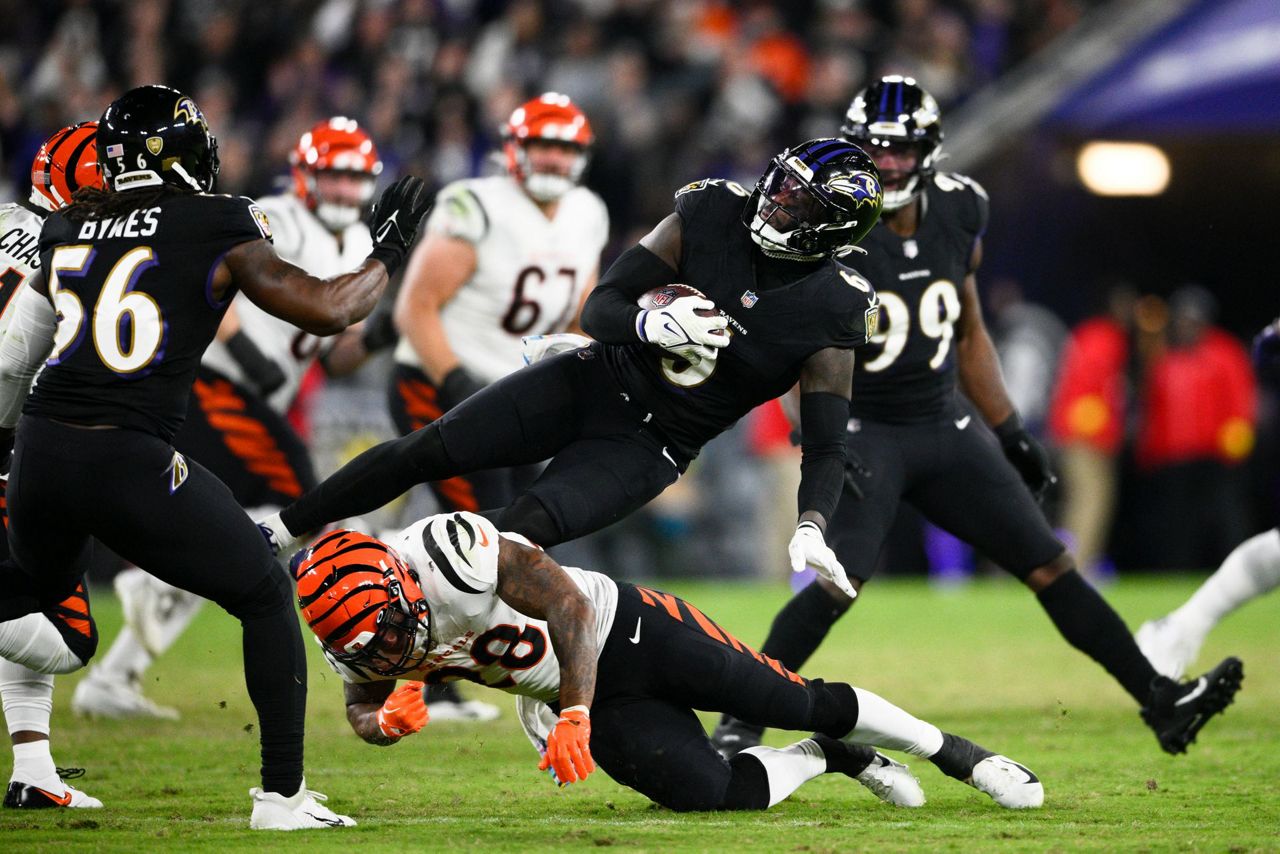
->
xmin=652 ymin=289 xmax=676 ymax=307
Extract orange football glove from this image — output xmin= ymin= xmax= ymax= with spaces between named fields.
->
xmin=538 ymin=706 xmax=594 ymax=784
xmin=376 ymin=681 xmax=429 ymax=738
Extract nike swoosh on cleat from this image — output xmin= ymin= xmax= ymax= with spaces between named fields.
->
xmin=1174 ymin=677 xmax=1209 ymax=707
xmin=30 ymin=786 xmax=73 ymax=807
xmin=305 ymin=811 xmax=346 ymax=827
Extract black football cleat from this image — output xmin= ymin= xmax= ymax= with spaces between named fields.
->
xmin=1141 ymin=656 xmax=1244 ymax=755
xmin=4 ymin=767 xmax=102 ymax=809
xmin=710 ymin=715 xmax=765 ymax=760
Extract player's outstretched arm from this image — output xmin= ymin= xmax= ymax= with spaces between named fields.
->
xmin=495 ymin=536 xmax=597 ymax=709
xmin=496 ymin=535 xmax=597 ymax=784
xmin=790 ymin=347 xmax=858 ymax=599
xmin=953 ymin=244 xmax=1056 ymax=499
xmin=226 ymin=176 xmax=433 ymax=336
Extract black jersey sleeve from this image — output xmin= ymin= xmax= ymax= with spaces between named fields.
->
xmin=934 ymin=172 xmax=989 ymax=242
xmin=823 ymin=260 xmax=879 ymax=349
xmin=206 ymin=195 xmax=274 ymax=247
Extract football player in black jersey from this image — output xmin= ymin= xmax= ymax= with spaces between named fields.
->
xmin=261 ymin=138 xmax=883 ymax=599
xmin=0 ymin=85 xmax=431 ymax=828
xmin=712 ymin=77 xmax=1243 ymax=759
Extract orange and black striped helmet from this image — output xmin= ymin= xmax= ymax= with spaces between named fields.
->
xmin=29 ymin=121 xmax=105 ymax=211
xmin=293 ymin=529 xmax=431 ymax=677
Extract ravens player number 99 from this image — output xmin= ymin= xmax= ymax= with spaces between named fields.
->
xmin=260 ymin=138 xmax=883 ymax=602
xmin=0 ymin=84 xmax=432 ymax=829
xmin=712 ymin=76 xmax=1244 ymax=761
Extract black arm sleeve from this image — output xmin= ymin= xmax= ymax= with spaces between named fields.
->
xmin=579 ymin=244 xmax=678 ymax=344
xmin=797 ymin=391 xmax=849 ymax=523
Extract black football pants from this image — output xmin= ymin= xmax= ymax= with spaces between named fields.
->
xmin=0 ymin=416 xmax=306 ymax=794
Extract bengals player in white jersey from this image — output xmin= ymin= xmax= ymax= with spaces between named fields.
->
xmin=389 ymin=92 xmax=608 ymax=515
xmin=0 ymin=123 xmax=105 ymax=809
xmin=386 ymin=94 xmax=605 ymax=721
xmin=69 ymin=117 xmax=449 ymax=721
xmin=293 ymin=513 xmax=1045 ymax=813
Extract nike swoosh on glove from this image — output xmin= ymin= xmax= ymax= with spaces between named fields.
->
xmin=789 ymin=521 xmax=857 ymax=599
xmin=376 ymin=681 xmax=429 ymax=738
xmin=637 ymin=296 xmax=729 ymax=361
xmin=366 ymin=175 xmax=433 ymax=278
xmin=538 ymin=706 xmax=594 ymax=784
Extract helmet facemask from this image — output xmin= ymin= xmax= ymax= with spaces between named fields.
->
xmin=745 ymin=143 xmax=883 ymax=260
xmin=326 ymin=559 xmax=432 ymax=678
xmin=841 ymin=76 xmax=943 ymax=213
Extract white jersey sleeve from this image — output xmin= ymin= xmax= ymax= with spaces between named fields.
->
xmin=0 ymin=203 xmax=46 ymax=335
xmin=425 ymin=182 xmax=489 ymax=245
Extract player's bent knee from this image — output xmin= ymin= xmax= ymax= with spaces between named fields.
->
xmin=497 ymin=494 xmax=563 ymax=547
xmin=1022 ymin=551 xmax=1075 ymax=592
xmin=809 ymin=679 xmax=860 ymax=739
xmin=718 ymin=753 xmax=771 ymax=811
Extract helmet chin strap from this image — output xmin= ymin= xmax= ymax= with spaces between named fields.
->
xmin=169 ymin=161 xmax=206 ymax=192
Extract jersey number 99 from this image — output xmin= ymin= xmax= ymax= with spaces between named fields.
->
xmin=48 ymin=244 xmax=166 ymax=374
xmin=861 ymin=278 xmax=961 ymax=373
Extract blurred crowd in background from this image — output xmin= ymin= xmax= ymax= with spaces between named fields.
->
xmin=2 ymin=0 xmax=1270 ymax=581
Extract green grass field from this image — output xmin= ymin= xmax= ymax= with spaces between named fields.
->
xmin=2 ymin=575 xmax=1277 ymax=852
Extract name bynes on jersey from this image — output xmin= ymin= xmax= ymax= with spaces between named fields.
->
xmin=76 ymin=207 xmax=160 ymax=241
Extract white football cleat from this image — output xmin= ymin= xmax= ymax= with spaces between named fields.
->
xmin=249 ymin=781 xmax=356 ymax=830
xmin=1136 ymin=616 xmax=1202 ymax=680
xmin=116 ymin=568 xmax=203 ymax=657
xmin=854 ymin=753 xmax=926 ymax=807
xmin=4 ymin=768 xmax=103 ymax=809
xmin=71 ymin=670 xmax=179 ymax=721
xmin=969 ymin=755 xmax=1044 ymax=809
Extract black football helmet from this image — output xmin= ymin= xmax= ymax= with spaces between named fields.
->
xmin=97 ymin=85 xmax=220 ymax=193
xmin=743 ymin=137 xmax=883 ymax=259
xmin=841 ymin=76 xmax=942 ymax=211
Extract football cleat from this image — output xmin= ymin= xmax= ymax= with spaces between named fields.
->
xmin=116 ymin=568 xmax=203 ymax=658
xmin=425 ymin=682 xmax=500 ymax=722
xmin=1136 ymin=616 xmax=1203 ymax=680
xmin=5 ymin=768 xmax=103 ymax=809
xmin=1141 ymin=656 xmax=1244 ymax=755
xmin=710 ymin=715 xmax=765 ymax=760
xmin=249 ymin=781 xmax=356 ymax=830
xmin=968 ymin=755 xmax=1044 ymax=809
xmin=854 ymin=752 xmax=926 ymax=807
xmin=71 ymin=670 xmax=179 ymax=721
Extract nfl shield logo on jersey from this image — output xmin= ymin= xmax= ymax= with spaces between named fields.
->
xmin=740 ymin=290 xmax=758 ymax=308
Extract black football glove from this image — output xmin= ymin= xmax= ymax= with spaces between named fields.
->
xmin=367 ymin=175 xmax=433 ymax=278
xmin=438 ymin=366 xmax=486 ymax=411
xmin=994 ymin=413 xmax=1057 ymax=502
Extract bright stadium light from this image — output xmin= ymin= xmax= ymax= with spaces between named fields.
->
xmin=1076 ymin=141 xmax=1170 ymax=196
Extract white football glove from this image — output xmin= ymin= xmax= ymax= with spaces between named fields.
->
xmin=521 ymin=333 xmax=593 ymax=366
xmin=788 ymin=520 xmax=857 ymax=599
xmin=637 ymin=296 xmax=729 ymax=363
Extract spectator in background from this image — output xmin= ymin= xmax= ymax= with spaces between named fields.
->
xmin=1133 ymin=286 xmax=1257 ymax=570
xmin=1048 ymin=284 xmax=1136 ymax=578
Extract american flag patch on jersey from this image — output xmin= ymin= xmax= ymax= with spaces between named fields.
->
xmin=105 ymin=143 xmax=124 ymax=158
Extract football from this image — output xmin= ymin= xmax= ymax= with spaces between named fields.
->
xmin=637 ymin=285 xmax=724 ymax=335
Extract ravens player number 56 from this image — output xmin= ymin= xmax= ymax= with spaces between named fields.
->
xmin=0 ymin=84 xmax=432 ymax=829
